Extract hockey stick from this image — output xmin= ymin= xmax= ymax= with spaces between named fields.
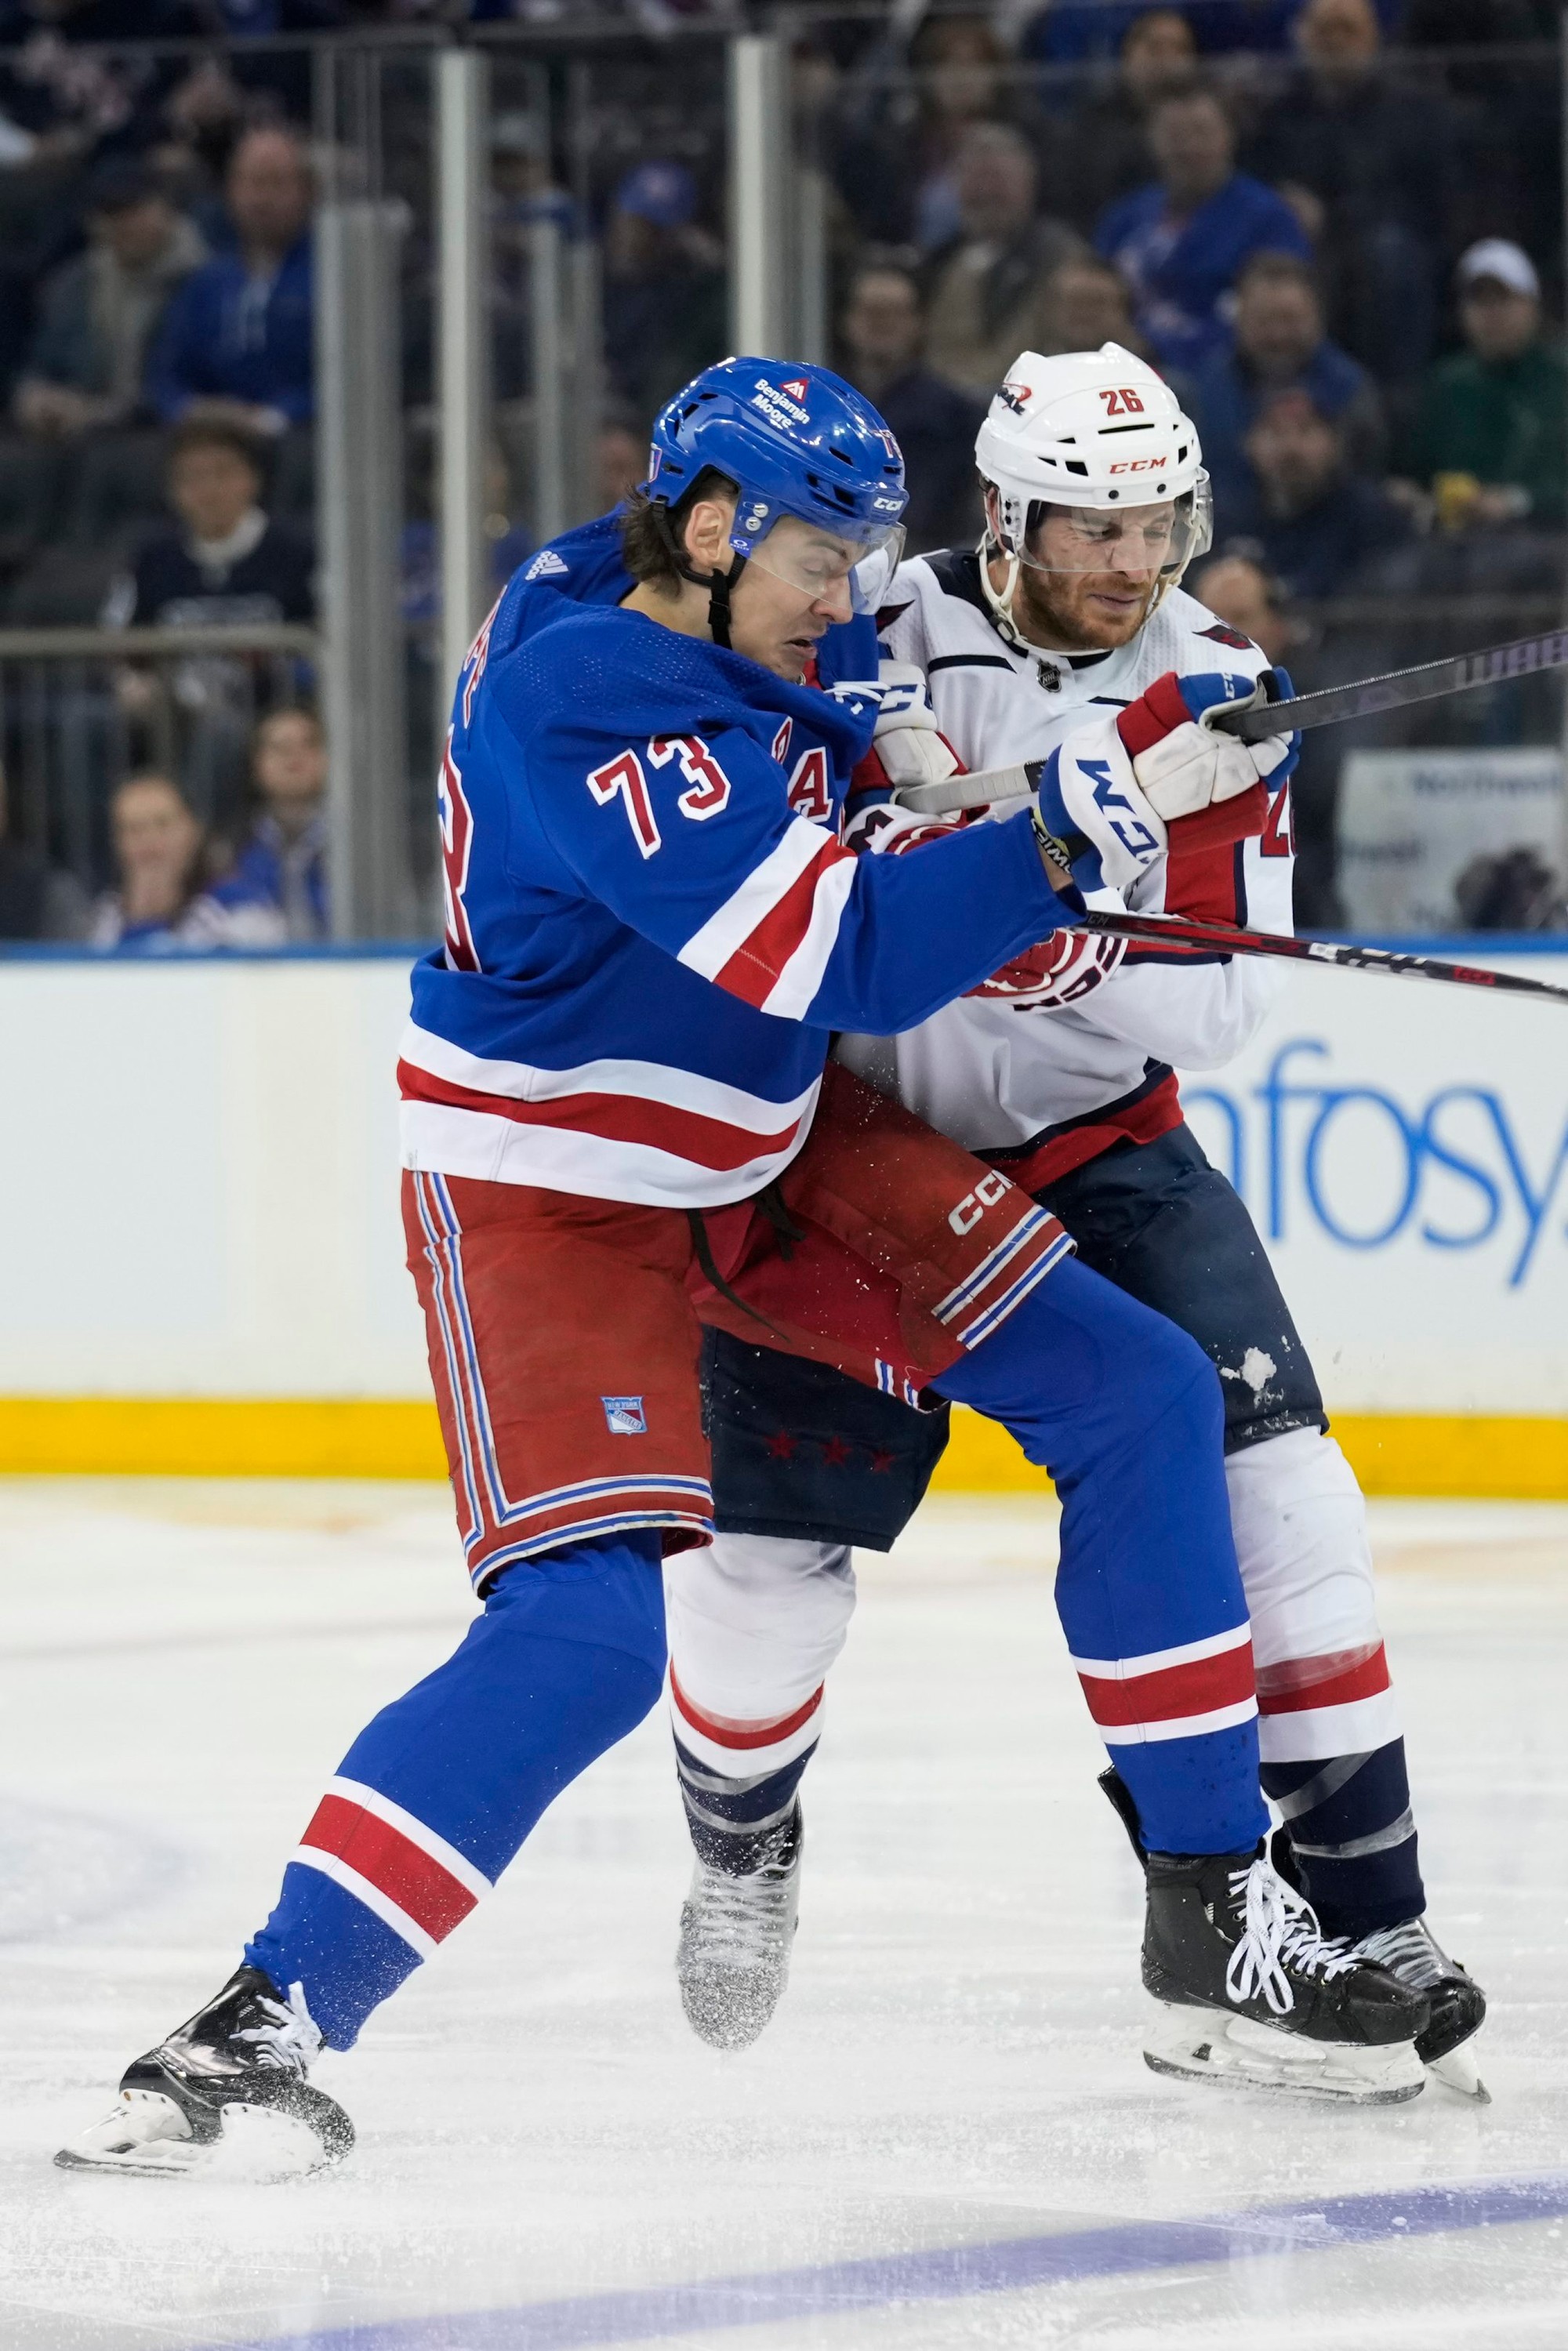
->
xmin=1083 ymin=909 xmax=1568 ymax=1006
xmin=895 ymin=622 xmax=1568 ymax=816
xmin=1210 ymin=623 xmax=1568 ymax=746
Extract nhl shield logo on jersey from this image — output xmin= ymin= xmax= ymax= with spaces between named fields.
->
xmin=601 ymin=1395 xmax=648 ymax=1435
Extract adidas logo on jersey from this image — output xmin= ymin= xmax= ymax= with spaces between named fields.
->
xmin=525 ymin=550 xmax=570 ymax=580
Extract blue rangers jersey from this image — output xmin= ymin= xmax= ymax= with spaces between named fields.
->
xmin=399 ymin=515 xmax=1073 ymax=1210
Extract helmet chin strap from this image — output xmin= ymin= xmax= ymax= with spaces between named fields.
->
xmin=702 ymin=553 xmax=746 ymax=650
xmin=978 ymin=531 xmax=1029 ymax=651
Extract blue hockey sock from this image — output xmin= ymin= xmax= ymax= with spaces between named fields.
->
xmin=1261 ymin=1738 xmax=1425 ymax=1939
xmin=934 ymin=1254 xmax=1267 ymax=1857
xmin=673 ymin=1731 xmax=813 ymax=1873
xmin=245 ymin=1535 xmax=666 ymax=2049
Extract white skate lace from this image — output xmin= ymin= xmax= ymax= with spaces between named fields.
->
xmin=1343 ymin=1917 xmax=1446 ymax=1989
xmin=1225 ymin=1860 xmax=1359 ymax=2017
xmin=685 ymin=1862 xmax=795 ymax=1975
xmin=233 ymin=1979 xmax=322 ymax=2074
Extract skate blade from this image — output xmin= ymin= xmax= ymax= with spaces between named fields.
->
xmin=1425 ymin=2038 xmax=1490 ymax=2103
xmin=1144 ymin=2001 xmax=1426 ymax=2106
xmin=56 ymin=2088 xmax=337 ymax=2181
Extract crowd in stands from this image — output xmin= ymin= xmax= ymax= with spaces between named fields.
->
xmin=0 ymin=0 xmax=1560 ymax=938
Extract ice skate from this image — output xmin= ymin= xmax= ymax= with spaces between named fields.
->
xmin=56 ymin=1967 xmax=354 ymax=2178
xmin=1339 ymin=1917 xmax=1489 ymax=2101
xmin=677 ymin=1806 xmax=801 ymax=2050
xmin=1142 ymin=1849 xmax=1431 ymax=2105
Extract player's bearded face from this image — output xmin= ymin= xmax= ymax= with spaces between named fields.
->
xmin=1010 ymin=502 xmax=1172 ymax=652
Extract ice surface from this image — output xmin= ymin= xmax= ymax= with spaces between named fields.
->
xmin=2 ymin=1479 xmax=1566 ymax=2350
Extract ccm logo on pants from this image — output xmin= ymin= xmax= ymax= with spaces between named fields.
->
xmin=949 ymin=1170 xmax=1010 ymax=1236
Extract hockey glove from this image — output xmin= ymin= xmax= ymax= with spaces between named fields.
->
xmin=1033 ymin=710 xmax=1168 ymax=898
xmin=1116 ymin=669 xmax=1298 ymax=822
xmin=967 ymin=926 xmax=1127 ymax=1007
xmin=853 ymin=659 xmax=965 ymax=798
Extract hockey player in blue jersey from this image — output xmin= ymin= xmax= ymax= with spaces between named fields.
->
xmin=59 ymin=360 xmax=1425 ymax=2175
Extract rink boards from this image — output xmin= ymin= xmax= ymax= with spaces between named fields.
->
xmin=0 ymin=943 xmax=1564 ymax=1493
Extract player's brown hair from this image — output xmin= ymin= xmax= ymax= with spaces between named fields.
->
xmin=619 ymin=469 xmax=739 ymax=593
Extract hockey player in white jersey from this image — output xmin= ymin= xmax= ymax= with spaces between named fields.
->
xmin=670 ymin=345 xmax=1487 ymax=2103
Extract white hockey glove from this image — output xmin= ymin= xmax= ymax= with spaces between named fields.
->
xmin=966 ymin=927 xmax=1127 ymax=1008
xmin=858 ymin=659 xmax=965 ymax=796
xmin=1116 ymin=669 xmax=1298 ymax=822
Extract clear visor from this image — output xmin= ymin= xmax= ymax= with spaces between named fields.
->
xmin=742 ymin=510 xmax=907 ymax=614
xmin=1011 ymin=484 xmax=1210 ymax=577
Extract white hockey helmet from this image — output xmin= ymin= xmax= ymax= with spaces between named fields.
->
xmin=975 ymin=344 xmax=1210 ymax=604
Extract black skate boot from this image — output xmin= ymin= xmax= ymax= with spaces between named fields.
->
xmin=1339 ymin=1918 xmax=1489 ymax=2101
xmin=56 ymin=1967 xmax=354 ymax=2177
xmin=677 ymin=1806 xmax=801 ymax=2050
xmin=1142 ymin=1848 xmax=1432 ymax=2104
xmin=1261 ymin=1820 xmax=1490 ymax=2101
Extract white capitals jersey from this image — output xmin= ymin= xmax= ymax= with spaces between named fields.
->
xmin=837 ymin=546 xmax=1296 ymax=1188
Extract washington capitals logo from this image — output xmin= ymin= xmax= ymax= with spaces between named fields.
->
xmin=997 ymin=381 xmax=1031 ymax=416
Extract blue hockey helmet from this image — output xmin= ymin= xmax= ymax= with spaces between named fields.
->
xmin=641 ymin=357 xmax=907 ymax=634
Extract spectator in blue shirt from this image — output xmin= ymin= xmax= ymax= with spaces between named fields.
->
xmin=1094 ymin=84 xmax=1310 ymax=374
xmin=1193 ymin=252 xmax=1384 ymax=528
xmin=147 ymin=125 xmax=314 ymax=436
xmin=216 ymin=705 xmax=328 ymax=941
xmin=90 ymin=771 xmax=286 ymax=953
xmin=1034 ymin=9 xmax=1200 ymax=234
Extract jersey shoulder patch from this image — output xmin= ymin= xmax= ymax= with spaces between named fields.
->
xmin=1196 ymin=621 xmax=1258 ymax=653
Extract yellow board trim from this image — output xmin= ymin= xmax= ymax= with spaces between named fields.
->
xmin=0 ymin=1397 xmax=1563 ymax=1500
xmin=926 ymin=1408 xmax=1568 ymax=1502
xmin=0 ymin=1397 xmax=449 ymax=1481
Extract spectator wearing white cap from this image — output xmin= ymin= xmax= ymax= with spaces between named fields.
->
xmin=1403 ymin=239 xmax=1566 ymax=530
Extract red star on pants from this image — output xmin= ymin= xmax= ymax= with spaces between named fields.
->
xmin=869 ymin=1449 xmax=895 ymax=1474
xmin=820 ymin=1436 xmax=852 ymax=1468
xmin=764 ymin=1430 xmax=797 ymax=1460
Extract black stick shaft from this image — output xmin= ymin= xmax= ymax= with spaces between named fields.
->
xmin=1208 ymin=626 xmax=1568 ymax=744
xmin=895 ymin=624 xmax=1568 ymax=815
xmin=1083 ymin=910 xmax=1568 ymax=1006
